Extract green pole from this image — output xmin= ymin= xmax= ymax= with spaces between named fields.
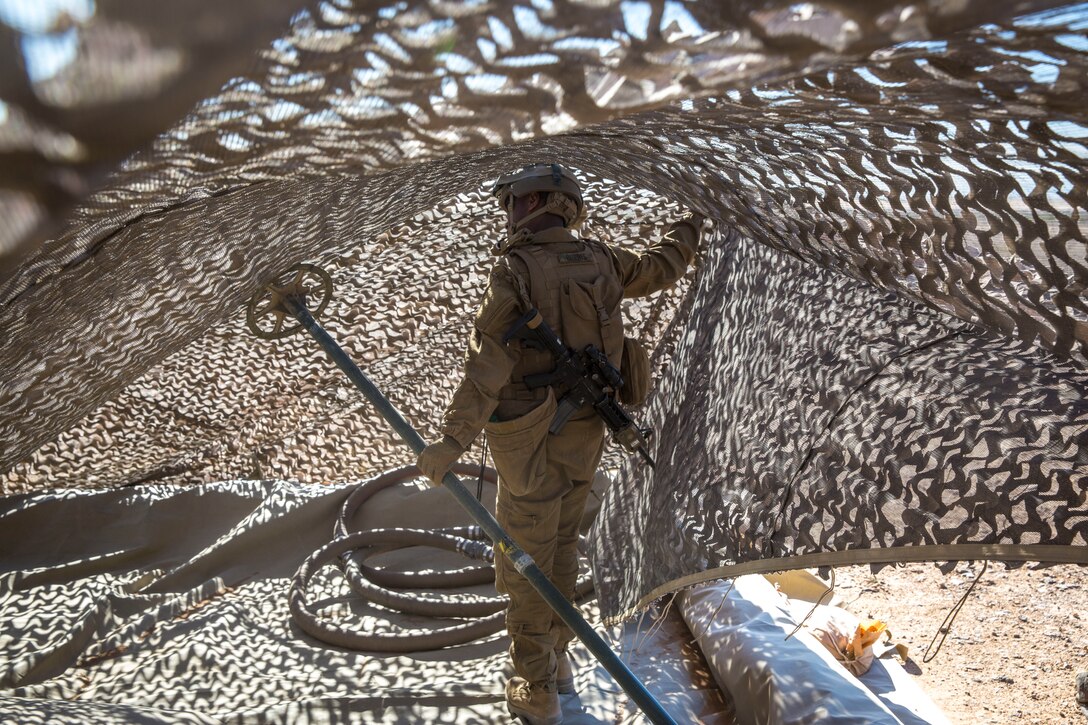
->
xmin=285 ymin=297 xmax=677 ymax=725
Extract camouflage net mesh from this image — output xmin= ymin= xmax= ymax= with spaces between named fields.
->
xmin=0 ymin=0 xmax=1086 ymax=620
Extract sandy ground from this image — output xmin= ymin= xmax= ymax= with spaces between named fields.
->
xmin=834 ymin=562 xmax=1087 ymax=724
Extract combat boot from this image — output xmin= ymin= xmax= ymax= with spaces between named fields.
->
xmin=555 ymin=650 xmax=575 ymax=694
xmin=506 ymin=676 xmax=562 ymax=724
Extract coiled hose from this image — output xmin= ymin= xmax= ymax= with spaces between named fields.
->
xmin=290 ymin=463 xmax=593 ymax=651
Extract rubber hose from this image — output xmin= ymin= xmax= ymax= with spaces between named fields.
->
xmin=343 ymin=528 xmax=499 ymax=599
xmin=337 ymin=463 xmax=500 ymax=593
xmin=338 ymin=463 xmax=498 ymax=588
xmin=290 ymin=531 xmax=508 ymax=651
xmin=291 ymin=463 xmax=595 ymax=651
xmin=340 ymin=528 xmax=506 ymax=617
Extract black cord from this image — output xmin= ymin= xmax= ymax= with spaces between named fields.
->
xmin=476 ymin=437 xmax=489 ymax=501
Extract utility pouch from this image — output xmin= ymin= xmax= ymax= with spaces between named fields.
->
xmin=619 ymin=336 xmax=651 ymax=406
xmin=560 ymin=275 xmax=624 ymax=363
xmin=483 ymin=388 xmax=556 ymax=499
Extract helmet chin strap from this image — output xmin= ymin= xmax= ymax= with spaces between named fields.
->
xmin=494 ymin=225 xmax=534 ymax=254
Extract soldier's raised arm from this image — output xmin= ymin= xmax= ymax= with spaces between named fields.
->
xmin=610 ymin=213 xmax=706 ymax=298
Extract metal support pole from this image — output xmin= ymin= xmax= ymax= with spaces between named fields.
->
xmin=284 ymin=297 xmax=677 ymax=725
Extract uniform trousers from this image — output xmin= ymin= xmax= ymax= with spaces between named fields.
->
xmin=487 ymin=397 xmax=605 ymax=689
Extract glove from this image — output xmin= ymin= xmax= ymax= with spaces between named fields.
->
xmin=416 ymin=436 xmax=465 ymax=486
xmin=685 ymin=210 xmax=708 ymax=228
xmin=674 ymin=211 xmax=710 ymax=260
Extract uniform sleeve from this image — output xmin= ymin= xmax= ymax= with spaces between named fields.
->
xmin=611 ymin=218 xmax=700 ymax=298
xmin=439 ymin=262 xmax=524 ymax=449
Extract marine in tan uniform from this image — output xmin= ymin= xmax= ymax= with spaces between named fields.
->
xmin=418 ymin=164 xmax=703 ymax=724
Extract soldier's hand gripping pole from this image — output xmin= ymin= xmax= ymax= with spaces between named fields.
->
xmin=246 ymin=269 xmax=676 ymax=725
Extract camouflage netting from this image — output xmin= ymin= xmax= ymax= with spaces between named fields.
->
xmin=1 ymin=0 xmax=1086 ymax=621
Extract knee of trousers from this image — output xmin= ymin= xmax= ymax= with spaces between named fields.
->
xmin=506 ymin=600 xmax=559 ymax=633
xmin=494 ymin=495 xmax=562 ymax=593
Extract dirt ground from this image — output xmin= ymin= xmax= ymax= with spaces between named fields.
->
xmin=834 ymin=562 xmax=1088 ymax=724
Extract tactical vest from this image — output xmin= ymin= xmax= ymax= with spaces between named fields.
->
xmin=500 ymin=237 xmax=625 ymax=406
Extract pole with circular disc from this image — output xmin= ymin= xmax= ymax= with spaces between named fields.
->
xmin=245 ymin=265 xmax=677 ymax=725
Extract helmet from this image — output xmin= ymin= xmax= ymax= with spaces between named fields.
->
xmin=491 ymin=163 xmax=584 ymax=227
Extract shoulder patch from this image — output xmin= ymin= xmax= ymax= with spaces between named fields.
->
xmin=557 ymin=251 xmax=593 ymax=265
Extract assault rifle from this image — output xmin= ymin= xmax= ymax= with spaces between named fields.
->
xmin=503 ymin=308 xmax=655 ymax=468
